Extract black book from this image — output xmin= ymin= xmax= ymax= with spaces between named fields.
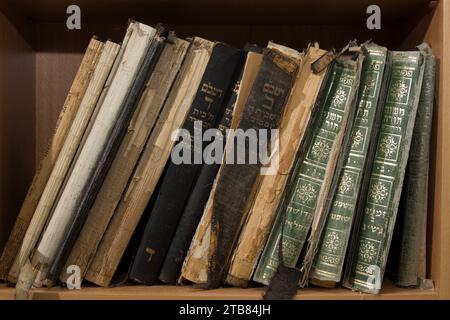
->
xmin=45 ymin=32 xmax=167 ymax=285
xmin=205 ymin=48 xmax=299 ymax=288
xmin=129 ymin=43 xmax=242 ymax=285
xmin=158 ymin=44 xmax=262 ymax=284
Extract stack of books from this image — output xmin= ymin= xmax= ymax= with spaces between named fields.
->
xmin=0 ymin=21 xmax=436 ymax=297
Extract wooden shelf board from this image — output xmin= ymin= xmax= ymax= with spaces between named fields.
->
xmin=6 ymin=0 xmax=433 ymax=24
xmin=0 ymin=281 xmax=438 ymax=300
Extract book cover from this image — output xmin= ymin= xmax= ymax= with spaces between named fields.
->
xmin=391 ymin=50 xmax=435 ymax=287
xmin=85 ymin=37 xmax=214 ymax=287
xmin=44 ymin=34 xmax=166 ymax=286
xmin=129 ymin=42 xmax=242 ymax=285
xmin=60 ymin=33 xmax=190 ymax=285
xmin=254 ymin=49 xmax=362 ymax=286
xmin=226 ymin=44 xmax=328 ymax=287
xmin=343 ymin=49 xmax=425 ymax=294
xmin=180 ymin=51 xmax=264 ymax=285
xmin=158 ymin=46 xmax=258 ymax=285
xmin=0 ymin=38 xmax=103 ymax=281
xmin=24 ymin=22 xmax=156 ymax=285
xmin=310 ymin=44 xmax=388 ymax=285
xmin=202 ymin=48 xmax=299 ymax=289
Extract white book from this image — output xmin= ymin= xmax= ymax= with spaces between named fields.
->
xmin=29 ymin=22 xmax=156 ymax=281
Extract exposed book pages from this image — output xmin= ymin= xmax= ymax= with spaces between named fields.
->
xmin=20 ymin=22 xmax=156 ymax=285
xmin=0 ymin=38 xmax=103 ymax=281
xmin=60 ymin=34 xmax=190 ymax=285
xmin=157 ymin=46 xmax=257 ymax=285
xmin=391 ymin=49 xmax=435 ymax=288
xmin=254 ymin=49 xmax=362 ymax=286
xmin=85 ymin=37 xmax=214 ymax=287
xmin=343 ymin=49 xmax=425 ymax=294
xmin=9 ymin=41 xmax=120 ymax=286
xmin=129 ymin=43 xmax=242 ymax=285
xmin=310 ymin=44 xmax=388 ymax=286
xmin=226 ymin=44 xmax=328 ymax=288
xmin=183 ymin=48 xmax=299 ymax=289
xmin=43 ymin=34 xmax=166 ymax=287
xmin=179 ymin=51 xmax=263 ymax=285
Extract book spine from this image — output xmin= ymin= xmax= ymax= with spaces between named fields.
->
xmin=129 ymin=43 xmax=242 ymax=285
xmin=226 ymin=45 xmax=328 ymax=287
xmin=205 ymin=48 xmax=299 ymax=288
xmin=43 ymin=36 xmax=166 ymax=286
xmin=158 ymin=50 xmax=248 ymax=284
xmin=343 ymin=50 xmax=425 ymax=294
xmin=179 ymin=52 xmax=264 ymax=285
xmin=0 ymin=38 xmax=103 ymax=281
xmin=60 ymin=35 xmax=190 ymax=284
xmin=28 ymin=22 xmax=156 ymax=280
xmin=394 ymin=54 xmax=435 ymax=287
xmin=254 ymin=56 xmax=361 ymax=286
xmin=85 ymin=37 xmax=214 ymax=287
xmin=310 ymin=45 xmax=388 ymax=284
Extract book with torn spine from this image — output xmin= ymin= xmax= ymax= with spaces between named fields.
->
xmin=0 ymin=37 xmax=103 ymax=281
xmin=60 ymin=33 xmax=190 ymax=285
xmin=179 ymin=51 xmax=264 ymax=285
xmin=226 ymin=43 xmax=328 ymax=288
xmin=85 ymin=37 xmax=214 ymax=287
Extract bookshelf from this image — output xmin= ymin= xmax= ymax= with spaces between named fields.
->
xmin=0 ymin=0 xmax=448 ymax=300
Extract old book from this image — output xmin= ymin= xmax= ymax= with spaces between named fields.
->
xmin=343 ymin=49 xmax=425 ymax=294
xmin=183 ymin=49 xmax=299 ymax=289
xmin=23 ymin=22 xmax=156 ymax=284
xmin=179 ymin=51 xmax=263 ymax=285
xmin=85 ymin=37 xmax=214 ymax=287
xmin=60 ymin=34 xmax=190 ymax=285
xmin=42 ymin=35 xmax=166 ymax=286
xmin=226 ymin=44 xmax=328 ymax=288
xmin=310 ymin=44 xmax=388 ymax=286
xmin=10 ymin=40 xmax=120 ymax=286
xmin=254 ymin=49 xmax=363 ymax=286
xmin=0 ymin=38 xmax=103 ymax=281
xmin=392 ymin=50 xmax=435 ymax=287
xmin=158 ymin=45 xmax=262 ymax=285
xmin=129 ymin=43 xmax=242 ymax=285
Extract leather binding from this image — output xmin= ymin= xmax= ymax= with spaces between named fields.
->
xmin=43 ymin=34 xmax=167 ymax=286
xmin=343 ymin=49 xmax=425 ymax=294
xmin=158 ymin=45 xmax=261 ymax=284
xmin=129 ymin=43 xmax=242 ymax=285
xmin=204 ymin=48 xmax=299 ymax=289
xmin=390 ymin=48 xmax=436 ymax=288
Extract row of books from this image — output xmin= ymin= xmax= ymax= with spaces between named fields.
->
xmin=0 ymin=21 xmax=436 ymax=298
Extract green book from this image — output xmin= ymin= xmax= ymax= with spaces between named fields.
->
xmin=343 ymin=49 xmax=425 ymax=294
xmin=391 ymin=47 xmax=436 ymax=287
xmin=310 ymin=44 xmax=388 ymax=285
xmin=254 ymin=52 xmax=362 ymax=286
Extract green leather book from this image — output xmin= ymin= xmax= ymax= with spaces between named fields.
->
xmin=310 ymin=44 xmax=388 ymax=285
xmin=391 ymin=48 xmax=436 ymax=288
xmin=343 ymin=49 xmax=425 ymax=294
xmin=254 ymin=51 xmax=362 ymax=286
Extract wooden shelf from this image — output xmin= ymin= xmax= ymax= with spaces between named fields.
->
xmin=0 ymin=281 xmax=438 ymax=300
xmin=0 ymin=0 xmax=449 ymax=300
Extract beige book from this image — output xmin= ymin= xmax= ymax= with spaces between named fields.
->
xmin=27 ymin=22 xmax=156 ymax=283
xmin=226 ymin=44 xmax=328 ymax=287
xmin=179 ymin=52 xmax=263 ymax=284
xmin=8 ymin=41 xmax=120 ymax=284
xmin=0 ymin=38 xmax=103 ymax=282
xmin=60 ymin=36 xmax=190 ymax=284
xmin=85 ymin=37 xmax=214 ymax=287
